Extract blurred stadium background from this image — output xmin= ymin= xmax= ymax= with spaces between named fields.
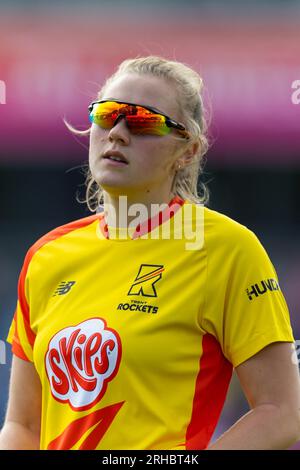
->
xmin=0 ymin=0 xmax=299 ymax=448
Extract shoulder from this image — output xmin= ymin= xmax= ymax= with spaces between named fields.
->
xmin=24 ymin=214 xmax=101 ymax=267
xmin=202 ymin=207 xmax=273 ymax=273
xmin=203 ymin=206 xmax=262 ymax=252
xmin=204 ymin=206 xmax=251 ymax=237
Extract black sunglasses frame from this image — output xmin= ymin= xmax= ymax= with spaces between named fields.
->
xmin=88 ymin=99 xmax=189 ymax=138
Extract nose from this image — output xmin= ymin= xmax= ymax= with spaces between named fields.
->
xmin=108 ymin=115 xmax=130 ymax=145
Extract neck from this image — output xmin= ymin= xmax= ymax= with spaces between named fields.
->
xmin=103 ymin=189 xmax=177 ymax=228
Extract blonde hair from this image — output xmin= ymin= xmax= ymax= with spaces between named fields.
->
xmin=67 ymin=56 xmax=210 ymax=212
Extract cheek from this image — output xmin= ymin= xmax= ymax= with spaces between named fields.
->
xmin=89 ymin=126 xmax=105 ymax=154
xmin=88 ymin=129 xmax=104 ymax=176
xmin=146 ymin=140 xmax=178 ymax=171
xmin=137 ymin=156 xmax=172 ymax=180
xmin=135 ymin=147 xmax=164 ymax=173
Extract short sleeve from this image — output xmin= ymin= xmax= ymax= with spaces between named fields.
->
xmin=7 ymin=251 xmax=36 ymax=362
xmin=202 ymin=220 xmax=294 ymax=368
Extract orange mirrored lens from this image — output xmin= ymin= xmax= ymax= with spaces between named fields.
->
xmin=90 ymin=101 xmax=170 ymax=135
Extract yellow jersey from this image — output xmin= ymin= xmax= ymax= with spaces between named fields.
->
xmin=7 ymin=196 xmax=294 ymax=450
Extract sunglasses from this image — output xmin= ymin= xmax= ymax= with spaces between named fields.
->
xmin=88 ymin=100 xmax=189 ymax=138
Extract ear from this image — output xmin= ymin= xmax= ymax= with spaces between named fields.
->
xmin=177 ymin=140 xmax=201 ymax=168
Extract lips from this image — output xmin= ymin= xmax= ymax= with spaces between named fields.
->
xmin=102 ymin=150 xmax=128 ymax=165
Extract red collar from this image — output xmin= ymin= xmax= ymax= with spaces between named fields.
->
xmin=99 ymin=196 xmax=185 ymax=240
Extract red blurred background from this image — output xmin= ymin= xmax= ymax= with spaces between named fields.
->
xmin=1 ymin=11 xmax=300 ymax=164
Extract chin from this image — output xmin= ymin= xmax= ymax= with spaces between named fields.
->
xmin=91 ymin=169 xmax=124 ymax=186
xmin=100 ymin=179 xmax=134 ymax=193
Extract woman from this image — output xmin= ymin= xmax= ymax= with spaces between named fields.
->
xmin=1 ymin=56 xmax=300 ymax=450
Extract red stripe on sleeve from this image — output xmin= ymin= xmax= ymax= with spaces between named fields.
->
xmin=16 ymin=214 xmax=101 ymax=349
xmin=185 ymin=333 xmax=233 ymax=450
xmin=11 ymin=340 xmax=30 ymax=361
xmin=18 ymin=264 xmax=36 ymax=348
xmin=10 ymin=314 xmax=30 ymax=361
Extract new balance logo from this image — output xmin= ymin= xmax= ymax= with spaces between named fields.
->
xmin=246 ymin=278 xmax=280 ymax=300
xmin=128 ymin=264 xmax=164 ymax=297
xmin=53 ymin=281 xmax=76 ymax=296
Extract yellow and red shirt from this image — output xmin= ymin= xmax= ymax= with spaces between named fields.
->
xmin=7 ymin=197 xmax=294 ymax=450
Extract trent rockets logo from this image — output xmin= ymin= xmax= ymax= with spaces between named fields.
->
xmin=45 ymin=318 xmax=122 ymax=411
xmin=128 ymin=264 xmax=164 ymax=297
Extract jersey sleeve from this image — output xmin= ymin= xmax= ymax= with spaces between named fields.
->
xmin=6 ymin=250 xmax=36 ymax=362
xmin=6 ymin=215 xmax=100 ymax=363
xmin=202 ymin=220 xmax=294 ymax=368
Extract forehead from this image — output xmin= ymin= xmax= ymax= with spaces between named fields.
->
xmin=102 ymin=73 xmax=180 ymax=118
